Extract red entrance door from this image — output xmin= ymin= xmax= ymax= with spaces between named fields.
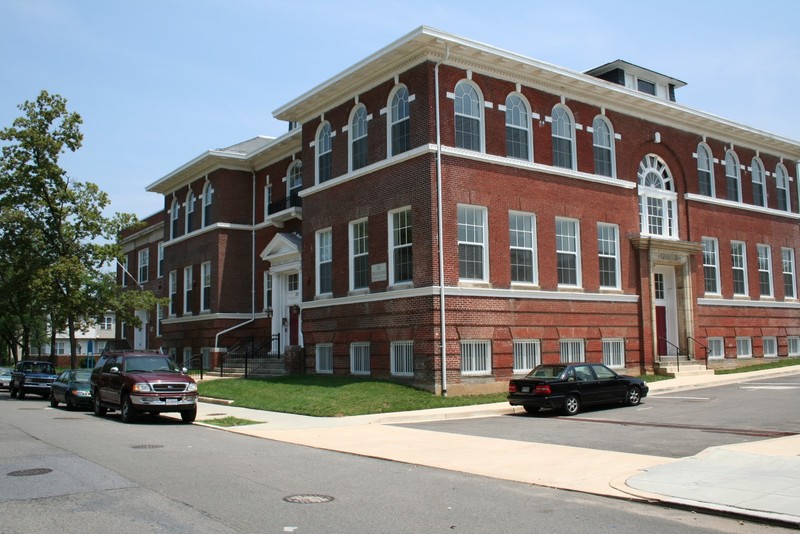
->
xmin=656 ymin=306 xmax=667 ymax=355
xmin=289 ymin=306 xmax=299 ymax=346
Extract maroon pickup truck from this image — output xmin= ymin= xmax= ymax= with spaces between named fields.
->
xmin=90 ymin=350 xmax=198 ymax=423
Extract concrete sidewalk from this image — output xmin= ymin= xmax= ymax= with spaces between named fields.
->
xmin=185 ymin=367 xmax=800 ymax=528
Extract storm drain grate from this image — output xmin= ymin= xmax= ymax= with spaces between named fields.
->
xmin=131 ymin=444 xmax=164 ymax=450
xmin=283 ymin=494 xmax=334 ymax=504
xmin=8 ymin=468 xmax=52 ymax=477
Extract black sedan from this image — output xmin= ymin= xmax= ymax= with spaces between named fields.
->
xmin=508 ymin=363 xmax=648 ymax=416
xmin=50 ymin=369 xmax=93 ymax=409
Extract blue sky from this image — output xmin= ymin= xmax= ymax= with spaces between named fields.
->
xmin=2 ymin=0 xmax=799 ymax=219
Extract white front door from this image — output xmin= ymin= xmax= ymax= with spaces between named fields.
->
xmin=653 ymin=266 xmax=678 ymax=356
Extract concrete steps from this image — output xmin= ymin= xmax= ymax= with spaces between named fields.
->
xmin=655 ymin=361 xmax=715 ymax=377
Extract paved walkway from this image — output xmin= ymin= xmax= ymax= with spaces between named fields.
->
xmin=182 ymin=367 xmax=800 ymax=528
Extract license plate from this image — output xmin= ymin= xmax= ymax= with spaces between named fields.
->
xmin=521 ymin=386 xmax=530 ymax=393
xmin=165 ymin=398 xmax=178 ymax=405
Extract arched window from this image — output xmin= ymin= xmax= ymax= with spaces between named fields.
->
xmin=638 ymin=154 xmax=677 ymax=238
xmin=592 ymin=116 xmax=615 ymax=177
xmin=751 ymin=157 xmax=766 ymax=207
xmin=551 ymin=105 xmax=575 ymax=170
xmin=776 ymin=164 xmax=790 ymax=211
xmin=316 ymin=122 xmax=332 ymax=184
xmin=388 ymin=85 xmax=410 ymax=156
xmin=349 ymin=105 xmax=368 ymax=172
xmin=185 ymin=190 xmax=195 ymax=233
xmin=287 ymin=160 xmax=302 ymax=207
xmin=725 ymin=150 xmax=741 ymax=202
xmin=505 ymin=93 xmax=530 ymax=160
xmin=454 ymin=81 xmax=482 ymax=151
xmin=201 ymin=181 xmax=213 ymax=227
xmin=697 ymin=143 xmax=715 ymax=197
xmin=170 ymin=198 xmax=180 ymax=239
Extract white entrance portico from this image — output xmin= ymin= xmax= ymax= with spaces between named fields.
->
xmin=261 ymin=233 xmax=303 ymax=353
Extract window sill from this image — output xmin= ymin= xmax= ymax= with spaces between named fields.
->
xmin=348 ymin=289 xmax=370 ymax=297
xmin=314 ymin=294 xmax=333 ymax=301
xmin=389 ymin=282 xmax=414 ymax=291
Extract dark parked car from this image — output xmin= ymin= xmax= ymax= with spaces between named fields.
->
xmin=90 ymin=350 xmax=198 ymax=423
xmin=508 ymin=363 xmax=648 ymax=416
xmin=50 ymin=369 xmax=93 ymax=409
xmin=0 ymin=367 xmax=12 ymax=390
xmin=10 ymin=361 xmax=58 ymax=399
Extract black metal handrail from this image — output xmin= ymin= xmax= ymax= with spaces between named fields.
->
xmin=219 ymin=334 xmax=281 ymax=378
xmin=657 ymin=337 xmax=689 ymax=373
xmin=687 ymin=336 xmax=710 ymax=369
xmin=267 ymin=192 xmax=302 ymax=216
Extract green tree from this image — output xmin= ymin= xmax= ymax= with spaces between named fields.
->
xmin=1 ymin=91 xmax=160 ymax=368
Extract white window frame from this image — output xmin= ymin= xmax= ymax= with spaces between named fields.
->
xmin=731 ymin=241 xmax=748 ymax=296
xmin=505 ymin=93 xmax=532 ymax=161
xmin=638 ymin=154 xmax=677 ymax=239
xmin=458 ymin=205 xmax=489 ymax=282
xmin=185 ymin=190 xmax=195 ymax=232
xmin=170 ymin=198 xmax=180 ymax=239
xmin=288 ymin=160 xmax=302 ymax=203
xmin=390 ymin=341 xmax=414 ymax=377
xmin=453 ymin=80 xmax=484 ymax=152
xmin=551 ymin=104 xmax=576 ymax=170
xmin=263 ymin=271 xmax=272 ymax=311
xmin=702 ymin=237 xmax=720 ymax=295
xmin=183 ymin=265 xmax=193 ymax=315
xmin=200 ymin=261 xmax=211 ymax=312
xmin=513 ymin=339 xmax=541 ymax=373
xmin=762 ymin=336 xmax=778 ymax=358
xmin=388 ymin=84 xmax=411 ymax=157
xmin=389 ymin=207 xmax=413 ymax=285
xmin=201 ymin=181 xmax=213 ymax=228
xmin=782 ymin=247 xmax=797 ymax=299
xmin=560 ymin=339 xmax=585 ymax=363
xmin=707 ymin=337 xmax=724 ymax=359
xmin=736 ymin=337 xmax=752 ymax=358
xmin=788 ymin=336 xmax=800 ymax=357
xmin=349 ymin=218 xmax=369 ymax=291
xmin=602 ymin=338 xmax=625 ymax=368
xmin=724 ymin=150 xmax=742 ymax=203
xmin=316 ymin=228 xmax=333 ymax=296
xmin=597 ymin=223 xmax=620 ymax=289
xmin=556 ymin=217 xmax=581 ymax=288
xmin=315 ymin=122 xmax=332 ymax=184
xmin=350 ymin=342 xmax=371 ymax=376
xmin=776 ymin=164 xmax=791 ymax=212
xmin=348 ymin=105 xmax=368 ymax=172
xmin=757 ymin=244 xmax=773 ymax=298
xmin=264 ymin=183 xmax=272 ymax=219
xmin=157 ymin=241 xmax=164 ymax=279
xmin=751 ymin=157 xmax=766 ymax=207
xmin=460 ymin=340 xmax=491 ymax=376
xmin=316 ymin=344 xmax=333 ymax=374
xmin=168 ymin=270 xmax=177 ymax=316
xmin=696 ymin=143 xmax=715 ymax=197
xmin=138 ymin=248 xmax=149 ymax=284
xmin=591 ymin=115 xmax=615 ymax=177
xmin=509 ymin=211 xmax=537 ymax=285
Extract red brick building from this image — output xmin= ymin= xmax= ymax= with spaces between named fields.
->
xmin=119 ymin=27 xmax=800 ymax=394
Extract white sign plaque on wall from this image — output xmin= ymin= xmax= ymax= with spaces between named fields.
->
xmin=371 ymin=263 xmax=387 ymax=283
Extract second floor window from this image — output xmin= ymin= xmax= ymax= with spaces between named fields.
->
xmin=505 ymin=94 xmax=530 ymax=160
xmin=202 ymin=182 xmax=213 ymax=227
xmin=170 ymin=199 xmax=179 ymax=239
xmin=725 ymin=150 xmax=741 ymax=202
xmin=169 ymin=271 xmax=177 ymax=316
xmin=592 ymin=116 xmax=614 ymax=177
xmin=697 ymin=144 xmax=714 ymax=197
xmin=454 ymin=81 xmax=482 ymax=152
xmin=509 ymin=212 xmax=536 ymax=284
xmin=597 ymin=223 xmax=619 ymax=289
xmin=349 ymin=106 xmax=368 ymax=171
xmin=551 ymin=105 xmax=575 ymax=170
xmin=702 ymin=237 xmax=720 ymax=294
xmin=751 ymin=158 xmax=766 ymax=207
xmin=317 ymin=122 xmax=332 ymax=183
xmin=731 ymin=241 xmax=748 ymax=296
xmin=185 ymin=190 xmax=195 ymax=232
xmin=776 ymin=164 xmax=790 ymax=212
xmin=556 ymin=218 xmax=580 ymax=287
xmin=288 ymin=161 xmax=302 ymax=204
xmin=389 ymin=85 xmax=410 ymax=156
xmin=782 ymin=248 xmax=797 ymax=299
xmin=317 ymin=229 xmax=332 ymax=295
xmin=138 ymin=249 xmax=149 ymax=284
xmin=637 ymin=154 xmax=677 ymax=239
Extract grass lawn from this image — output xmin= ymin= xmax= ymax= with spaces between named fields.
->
xmin=198 ymin=375 xmax=507 ymax=417
xmin=197 ymin=358 xmax=800 ymax=417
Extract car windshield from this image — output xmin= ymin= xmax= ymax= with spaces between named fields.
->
xmin=29 ymin=363 xmax=55 ymax=374
xmin=526 ymin=365 xmax=566 ymax=379
xmin=124 ymin=357 xmax=179 ymax=373
xmin=73 ymin=370 xmax=92 ymax=382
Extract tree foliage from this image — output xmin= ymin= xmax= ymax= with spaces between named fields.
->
xmin=0 ymin=91 xmax=160 ymax=368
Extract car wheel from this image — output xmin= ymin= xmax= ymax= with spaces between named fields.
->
xmin=626 ymin=386 xmax=642 ymax=406
xmin=523 ymin=405 xmax=540 ymax=414
xmin=181 ymin=407 xmax=197 ymax=424
xmin=50 ymin=394 xmax=58 ymax=408
xmin=18 ymin=389 xmax=26 ymax=400
xmin=120 ymin=395 xmax=137 ymax=424
xmin=562 ymin=394 xmax=580 ymax=416
xmin=65 ymin=395 xmax=74 ymax=410
xmin=93 ymin=392 xmax=107 ymax=417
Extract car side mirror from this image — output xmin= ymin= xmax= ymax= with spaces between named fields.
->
xmin=182 ymin=367 xmax=188 ymax=374
xmin=109 ymin=366 xmax=120 ymax=374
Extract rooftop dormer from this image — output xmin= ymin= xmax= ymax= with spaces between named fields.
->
xmin=585 ymin=60 xmax=686 ymax=102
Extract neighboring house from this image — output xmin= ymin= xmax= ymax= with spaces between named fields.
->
xmin=119 ymin=27 xmax=800 ymax=394
xmin=31 ymin=313 xmax=118 ymax=367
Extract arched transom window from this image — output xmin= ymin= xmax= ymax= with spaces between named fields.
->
xmin=638 ymin=154 xmax=677 ymax=239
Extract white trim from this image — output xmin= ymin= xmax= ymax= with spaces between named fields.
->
xmin=684 ymin=193 xmax=800 ymax=220
xmin=697 ymin=298 xmax=799 ymax=309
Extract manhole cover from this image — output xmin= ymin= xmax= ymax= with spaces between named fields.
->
xmin=131 ymin=444 xmax=164 ymax=449
xmin=8 ymin=468 xmax=52 ymax=477
xmin=283 ymin=494 xmax=334 ymax=504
